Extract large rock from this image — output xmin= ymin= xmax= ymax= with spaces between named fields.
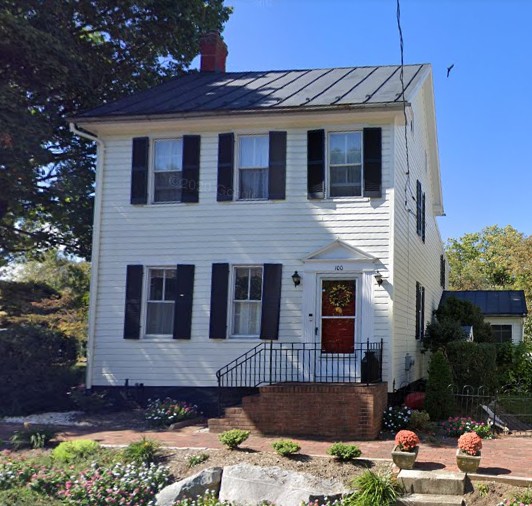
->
xmin=156 ymin=467 xmax=223 ymax=506
xmin=219 ymin=464 xmax=348 ymax=506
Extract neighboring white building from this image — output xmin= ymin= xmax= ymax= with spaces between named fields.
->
xmin=70 ymin=34 xmax=447 ymax=408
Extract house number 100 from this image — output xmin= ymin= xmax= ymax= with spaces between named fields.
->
xmin=334 ymin=265 xmax=344 ymax=271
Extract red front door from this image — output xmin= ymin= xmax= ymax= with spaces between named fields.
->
xmin=320 ymin=279 xmax=356 ymax=354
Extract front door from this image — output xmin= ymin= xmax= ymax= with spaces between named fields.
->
xmin=320 ymin=278 xmax=357 ymax=353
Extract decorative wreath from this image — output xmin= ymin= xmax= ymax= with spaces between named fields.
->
xmin=328 ymin=284 xmax=353 ymax=308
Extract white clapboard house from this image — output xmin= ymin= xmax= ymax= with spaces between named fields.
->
xmin=70 ymin=33 xmax=447 ymax=424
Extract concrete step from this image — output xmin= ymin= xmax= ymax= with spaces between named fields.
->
xmin=398 ymin=470 xmax=466 ymax=496
xmin=397 ymin=494 xmax=465 ymax=505
xmin=224 ymin=407 xmax=244 ymax=415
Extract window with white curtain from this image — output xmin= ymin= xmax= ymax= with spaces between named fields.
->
xmin=146 ymin=268 xmax=177 ymax=336
xmin=232 ymin=266 xmax=263 ymax=337
xmin=238 ymin=135 xmax=269 ymax=200
xmin=328 ymin=132 xmax=362 ymax=197
xmin=153 ymin=139 xmax=183 ymax=203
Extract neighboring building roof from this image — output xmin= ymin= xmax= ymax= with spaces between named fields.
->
xmin=75 ymin=64 xmax=429 ymax=120
xmin=440 ymin=290 xmax=528 ymax=317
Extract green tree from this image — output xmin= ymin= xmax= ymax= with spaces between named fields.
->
xmin=0 ymin=0 xmax=231 ymax=264
xmin=424 ymin=350 xmax=455 ymax=421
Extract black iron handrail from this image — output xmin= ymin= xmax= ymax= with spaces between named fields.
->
xmin=216 ymin=339 xmax=384 ymax=389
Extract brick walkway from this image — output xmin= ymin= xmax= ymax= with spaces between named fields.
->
xmin=1 ymin=422 xmax=530 ymax=478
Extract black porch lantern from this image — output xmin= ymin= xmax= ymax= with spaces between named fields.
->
xmin=291 ymin=271 xmax=301 ymax=287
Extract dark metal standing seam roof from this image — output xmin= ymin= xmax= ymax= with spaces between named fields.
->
xmin=440 ymin=291 xmax=528 ymax=316
xmin=76 ymin=64 xmax=429 ymax=119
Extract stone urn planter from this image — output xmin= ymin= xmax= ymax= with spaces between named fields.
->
xmin=391 ymin=445 xmax=419 ymax=470
xmin=456 ymin=449 xmax=481 ymax=473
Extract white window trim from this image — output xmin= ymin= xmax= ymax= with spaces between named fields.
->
xmin=150 ymin=137 xmax=183 ymax=205
xmin=228 ymin=264 xmax=264 ymax=339
xmin=235 ymin=134 xmax=269 ymax=202
xmin=326 ymin=130 xmax=364 ymax=199
xmin=142 ymin=266 xmax=177 ymax=339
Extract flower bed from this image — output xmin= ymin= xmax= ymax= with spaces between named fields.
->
xmin=145 ymin=398 xmax=199 ymax=428
xmin=440 ymin=416 xmax=493 ymax=439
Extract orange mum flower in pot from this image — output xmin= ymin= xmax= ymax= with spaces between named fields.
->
xmin=392 ymin=430 xmax=420 ymax=469
xmin=456 ymin=431 xmax=482 ymax=473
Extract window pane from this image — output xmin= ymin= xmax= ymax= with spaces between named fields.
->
xmin=154 ymin=171 xmax=182 ymax=202
xmin=346 ymin=133 xmax=361 ymax=164
xmin=249 ymin=268 xmax=263 ymax=300
xmin=149 ymin=270 xmax=164 ymax=300
xmin=233 ymin=301 xmax=261 ymax=335
xmin=330 ymin=165 xmax=361 ymax=197
xmin=239 ymin=168 xmax=267 ymax=199
xmin=234 ymin=268 xmax=249 ymax=300
xmin=164 ymin=270 xmax=177 ymax=301
xmin=155 ymin=139 xmax=182 ymax=172
xmin=146 ymin=302 xmax=174 ymax=335
xmin=329 ymin=134 xmax=346 ymax=165
xmin=239 ymin=136 xmax=268 ymax=168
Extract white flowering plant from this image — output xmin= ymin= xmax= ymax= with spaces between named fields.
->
xmin=382 ymin=406 xmax=412 ymax=433
xmin=145 ymin=397 xmax=199 ymax=428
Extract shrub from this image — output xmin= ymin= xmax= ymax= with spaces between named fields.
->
xmin=0 ymin=324 xmax=79 ymax=416
xmin=9 ymin=426 xmax=56 ymax=450
xmin=394 ymin=430 xmax=419 ymax=452
xmin=350 ymin=470 xmax=402 ymax=506
xmin=218 ymin=429 xmax=250 ymax=450
xmin=440 ymin=417 xmax=493 ymax=439
xmin=424 ymin=350 xmax=455 ymax=421
xmin=447 ymin=341 xmax=498 ymax=390
xmin=327 ymin=442 xmax=362 ymax=461
xmin=145 ymin=398 xmax=199 ymax=427
xmin=272 ymin=439 xmax=301 ymax=457
xmin=68 ymin=385 xmax=113 ymax=413
xmin=188 ymin=453 xmax=209 ymax=467
xmin=497 ymin=341 xmax=532 ymax=393
xmin=407 ymin=410 xmax=431 ymax=431
xmin=382 ymin=406 xmax=412 ymax=432
xmin=52 ymin=439 xmax=100 ymax=463
xmin=458 ymin=432 xmax=482 ymax=456
xmin=122 ymin=437 xmax=160 ymax=464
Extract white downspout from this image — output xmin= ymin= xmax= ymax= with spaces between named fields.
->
xmin=69 ymin=123 xmax=105 ymax=389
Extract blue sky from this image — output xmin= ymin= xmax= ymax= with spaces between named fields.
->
xmin=192 ymin=0 xmax=532 ymax=242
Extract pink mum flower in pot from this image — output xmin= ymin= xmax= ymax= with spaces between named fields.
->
xmin=394 ymin=430 xmax=420 ymax=452
xmin=458 ymin=431 xmax=482 ymax=457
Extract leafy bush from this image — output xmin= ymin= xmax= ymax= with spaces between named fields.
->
xmin=407 ymin=410 xmax=431 ymax=431
xmin=123 ymin=437 xmax=160 ymax=464
xmin=497 ymin=341 xmax=532 ymax=393
xmin=52 ymin=439 xmax=100 ymax=463
xmin=424 ymin=350 xmax=455 ymax=421
xmin=0 ymin=324 xmax=79 ymax=415
xmin=350 ymin=470 xmax=402 ymax=506
xmin=218 ymin=429 xmax=250 ymax=450
xmin=68 ymin=385 xmax=113 ymax=413
xmin=382 ymin=406 xmax=411 ymax=432
xmin=502 ymin=487 xmax=532 ymax=506
xmin=9 ymin=426 xmax=56 ymax=450
xmin=458 ymin=432 xmax=482 ymax=456
xmin=188 ymin=453 xmax=209 ymax=467
xmin=327 ymin=442 xmax=361 ymax=461
xmin=272 ymin=439 xmax=301 ymax=457
xmin=145 ymin=398 xmax=199 ymax=427
xmin=440 ymin=417 xmax=493 ymax=438
xmin=446 ymin=341 xmax=498 ymax=390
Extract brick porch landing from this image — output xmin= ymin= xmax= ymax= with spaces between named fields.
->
xmin=209 ymin=382 xmax=388 ymax=440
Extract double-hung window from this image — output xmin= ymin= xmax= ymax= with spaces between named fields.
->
xmin=153 ymin=139 xmax=183 ymax=203
xmin=146 ymin=268 xmax=177 ymax=336
xmin=328 ymin=132 xmax=362 ymax=197
xmin=232 ymin=266 xmax=263 ymax=337
xmin=491 ymin=324 xmax=512 ymax=343
xmin=238 ymin=135 xmax=269 ymax=200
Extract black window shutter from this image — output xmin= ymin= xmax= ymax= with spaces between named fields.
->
xmin=363 ymin=128 xmax=382 ymax=198
xmin=217 ymin=133 xmax=234 ymax=201
xmin=124 ymin=265 xmax=143 ymax=339
xmin=416 ymin=180 xmax=422 ymax=235
xmin=260 ymin=264 xmax=282 ymax=340
xmin=268 ymin=131 xmax=287 ymax=200
xmin=415 ymin=281 xmax=421 ymax=340
xmin=173 ymin=264 xmax=195 ymax=339
xmin=131 ymin=137 xmax=149 ymax=205
xmin=307 ymin=130 xmax=325 ymax=199
xmin=209 ymin=263 xmax=230 ymax=339
xmin=421 ymin=286 xmax=426 ymax=339
xmin=422 ymin=192 xmax=426 ymax=242
xmin=182 ymin=136 xmax=201 ymax=203
xmin=440 ymin=255 xmax=446 ymax=288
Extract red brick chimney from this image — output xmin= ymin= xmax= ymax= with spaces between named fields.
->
xmin=200 ymin=32 xmax=228 ymax=73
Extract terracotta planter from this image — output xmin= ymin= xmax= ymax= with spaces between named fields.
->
xmin=456 ymin=449 xmax=481 ymax=473
xmin=391 ymin=445 xmax=419 ymax=469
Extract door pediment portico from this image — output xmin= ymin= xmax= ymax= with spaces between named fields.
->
xmin=303 ymin=239 xmax=378 ymax=264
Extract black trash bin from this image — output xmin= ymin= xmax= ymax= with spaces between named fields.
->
xmin=361 ymin=350 xmax=380 ymax=383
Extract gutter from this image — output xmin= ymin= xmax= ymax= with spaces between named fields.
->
xmin=69 ymin=122 xmax=105 ymax=389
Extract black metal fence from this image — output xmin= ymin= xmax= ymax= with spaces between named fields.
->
xmin=216 ymin=340 xmax=383 ymax=389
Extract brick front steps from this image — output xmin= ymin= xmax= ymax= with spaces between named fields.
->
xmin=209 ymin=382 xmax=388 ymax=440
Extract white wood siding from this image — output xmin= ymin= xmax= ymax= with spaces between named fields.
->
xmin=90 ymin=120 xmax=395 ymax=388
xmin=391 ymin=81 xmax=446 ymax=389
